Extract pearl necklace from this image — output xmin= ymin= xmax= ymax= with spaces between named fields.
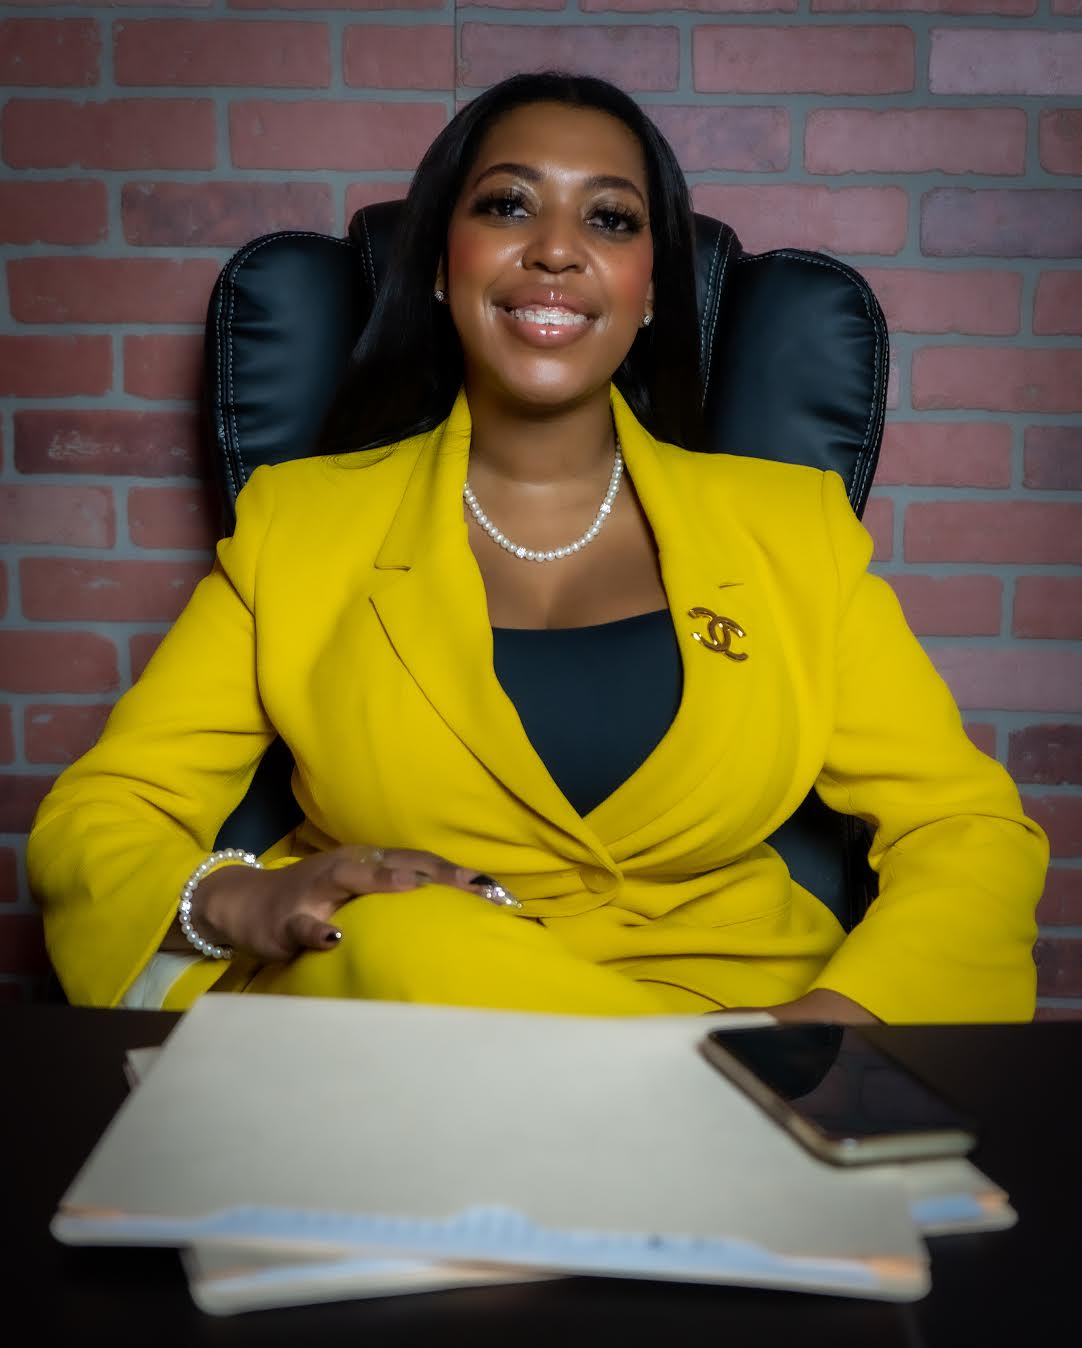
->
xmin=463 ymin=441 xmax=623 ymax=563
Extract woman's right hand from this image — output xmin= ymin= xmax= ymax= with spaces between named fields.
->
xmin=181 ymin=846 xmax=508 ymax=963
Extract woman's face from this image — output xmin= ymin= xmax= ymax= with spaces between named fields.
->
xmin=443 ymin=101 xmax=655 ymax=413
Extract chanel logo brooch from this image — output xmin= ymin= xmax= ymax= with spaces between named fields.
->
xmin=688 ymin=607 xmax=748 ymax=661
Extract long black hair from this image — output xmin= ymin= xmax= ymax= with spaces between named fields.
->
xmin=317 ymin=72 xmax=704 ymax=456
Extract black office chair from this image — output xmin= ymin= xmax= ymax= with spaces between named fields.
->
xmin=204 ymin=205 xmax=888 ymax=931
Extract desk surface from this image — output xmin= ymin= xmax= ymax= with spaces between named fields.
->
xmin=2 ymin=1006 xmax=1074 ymax=1346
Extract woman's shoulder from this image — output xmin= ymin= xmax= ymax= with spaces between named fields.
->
xmin=657 ymin=439 xmax=834 ymax=512
xmin=236 ymin=433 xmax=427 ymax=516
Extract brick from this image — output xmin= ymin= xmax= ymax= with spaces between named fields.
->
xmin=912 ymin=346 xmax=1082 ymax=415
xmin=0 ymin=19 xmax=100 ymax=87
xmin=8 ymin=258 xmax=221 ymax=324
xmin=861 ymin=268 xmax=1020 ymax=336
xmin=862 ymin=497 xmax=892 ymax=561
xmin=906 ymin=501 xmax=1082 ymax=565
xmin=0 ymin=180 xmax=107 ymax=245
xmin=0 ymin=632 xmax=119 ymax=694
xmin=1025 ymin=796 xmax=1082 ymax=861
xmin=15 ymin=410 xmax=204 ymax=478
xmin=345 ymin=179 xmax=409 ymax=223
xmin=1023 ymin=427 xmax=1082 ymax=491
xmin=930 ymin=648 xmax=1082 ymax=713
xmin=693 ymin=184 xmax=907 ymax=255
xmin=130 ymin=631 xmax=166 ymax=681
xmin=876 ymin=422 xmax=1011 ymax=488
xmin=964 ymin=721 xmax=997 ymax=758
xmin=0 ymin=706 xmax=12 ymax=764
xmin=813 ymin=0 xmax=1035 ymax=9
xmin=1033 ymin=272 xmax=1082 ymax=337
xmin=460 ymin=23 xmax=679 ymax=91
xmin=21 ymin=558 xmax=208 ymax=622
xmin=0 ymin=563 xmax=6 ymax=618
xmin=231 ymin=0 xmax=443 ymax=7
xmin=1037 ymin=867 xmax=1082 ymax=926
xmin=123 ymin=334 xmax=203 ymax=402
xmin=114 ymin=20 xmax=330 ymax=88
xmin=1052 ymin=0 xmax=1082 ymax=13
xmin=806 ymin=109 xmax=1024 ymax=176
xmin=0 ymin=485 xmax=115 ymax=548
xmin=1036 ymin=937 xmax=1082 ymax=997
xmin=1040 ymin=110 xmax=1082 ymax=176
xmin=230 ymin=99 xmax=445 ymax=170
xmin=586 ymin=0 xmax=795 ymax=7
xmin=122 ymin=181 xmax=334 ymax=247
xmin=25 ymin=703 xmax=113 ymax=766
xmin=930 ymin=30 xmax=1082 ymax=96
xmin=343 ymin=24 xmax=453 ymax=90
xmin=693 ymin=25 xmax=913 ymax=94
xmin=884 ymin=574 xmax=1002 ymax=637
xmin=1013 ymin=577 xmax=1082 ymax=641
xmin=1 ymin=98 xmax=216 ymax=171
xmin=451 ymin=0 xmax=565 ymax=7
xmin=128 ymin=486 xmax=217 ymax=551
xmin=0 ymin=336 xmax=112 ymax=398
xmin=1009 ymin=725 xmax=1082 ymax=787
xmin=0 ymin=776 xmax=53 ymax=833
xmin=649 ymin=105 xmax=789 ymax=173
xmin=0 ymin=848 xmax=17 ymax=903
xmin=921 ymin=190 xmax=1082 ymax=260
xmin=0 ymin=913 xmax=50 ymax=976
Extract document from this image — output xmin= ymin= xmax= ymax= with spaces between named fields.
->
xmin=56 ymin=995 xmax=943 ymax=1302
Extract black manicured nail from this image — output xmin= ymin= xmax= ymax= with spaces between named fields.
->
xmin=469 ymin=874 xmax=496 ymax=885
xmin=324 ymin=928 xmax=342 ymax=944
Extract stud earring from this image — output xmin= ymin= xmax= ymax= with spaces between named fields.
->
xmin=642 ymin=312 xmax=653 ymax=327
xmin=434 ymin=288 xmax=446 ymax=303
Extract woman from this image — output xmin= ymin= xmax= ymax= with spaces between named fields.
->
xmin=28 ymin=73 xmax=1047 ymax=1022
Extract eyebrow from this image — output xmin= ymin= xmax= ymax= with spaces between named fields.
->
xmin=471 ymin=162 xmax=648 ymax=210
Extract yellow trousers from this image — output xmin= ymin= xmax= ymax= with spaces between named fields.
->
xmin=169 ymin=887 xmax=721 ymax=1015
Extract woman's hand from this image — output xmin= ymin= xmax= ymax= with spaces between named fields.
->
xmin=765 ymin=989 xmax=880 ymax=1024
xmin=173 ymin=847 xmax=503 ymax=963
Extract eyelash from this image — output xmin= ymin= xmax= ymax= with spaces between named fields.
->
xmin=471 ymin=190 xmax=645 ymax=236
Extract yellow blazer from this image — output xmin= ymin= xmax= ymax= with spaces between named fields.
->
xmin=28 ymin=388 xmax=1047 ymax=1019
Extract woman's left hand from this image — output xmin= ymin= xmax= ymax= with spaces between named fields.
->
xmin=765 ymin=989 xmax=880 ymax=1024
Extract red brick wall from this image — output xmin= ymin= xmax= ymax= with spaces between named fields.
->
xmin=1 ymin=4 xmax=1079 ymax=1013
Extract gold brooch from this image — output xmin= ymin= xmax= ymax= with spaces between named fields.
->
xmin=688 ymin=607 xmax=748 ymax=660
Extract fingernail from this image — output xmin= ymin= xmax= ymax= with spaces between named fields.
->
xmin=324 ymin=928 xmax=342 ymax=944
xmin=469 ymin=874 xmax=496 ymax=886
xmin=414 ymin=870 xmax=434 ymax=886
xmin=477 ymin=883 xmax=523 ymax=911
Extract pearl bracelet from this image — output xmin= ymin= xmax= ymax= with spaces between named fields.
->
xmin=177 ymin=848 xmax=262 ymax=960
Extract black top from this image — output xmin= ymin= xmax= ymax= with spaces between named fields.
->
xmin=492 ymin=609 xmax=683 ymax=817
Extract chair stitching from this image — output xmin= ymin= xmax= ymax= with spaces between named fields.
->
xmin=701 ymin=232 xmax=735 ymax=410
xmin=697 ymin=228 xmax=723 ymax=395
xmin=357 ymin=208 xmax=376 ymax=299
xmin=734 ymin=251 xmax=885 ymax=506
xmin=216 ymin=232 xmax=353 ymax=491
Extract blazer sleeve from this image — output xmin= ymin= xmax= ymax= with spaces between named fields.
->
xmin=806 ymin=470 xmax=1048 ymax=1023
xmin=27 ymin=465 xmax=281 ymax=1008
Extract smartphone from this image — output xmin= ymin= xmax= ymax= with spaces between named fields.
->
xmin=699 ymin=1023 xmax=977 ymax=1166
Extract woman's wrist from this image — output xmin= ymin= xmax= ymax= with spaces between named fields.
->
xmin=767 ymin=989 xmax=880 ymax=1025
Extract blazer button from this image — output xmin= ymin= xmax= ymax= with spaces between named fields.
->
xmin=580 ymin=867 xmax=616 ymax=894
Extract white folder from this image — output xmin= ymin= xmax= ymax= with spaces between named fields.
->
xmin=55 ymin=994 xmax=944 ymax=1301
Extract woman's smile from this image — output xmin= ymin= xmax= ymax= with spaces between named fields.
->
xmin=443 ymin=100 xmax=655 ymax=411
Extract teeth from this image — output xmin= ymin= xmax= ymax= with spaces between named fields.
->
xmin=509 ymin=307 xmax=588 ymax=327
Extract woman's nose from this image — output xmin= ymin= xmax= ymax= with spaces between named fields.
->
xmin=521 ymin=215 xmax=585 ymax=273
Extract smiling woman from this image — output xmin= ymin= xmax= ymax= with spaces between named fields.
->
xmin=27 ymin=73 xmax=1048 ymax=1025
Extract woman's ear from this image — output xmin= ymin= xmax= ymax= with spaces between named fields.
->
xmin=642 ymin=278 xmax=656 ymax=327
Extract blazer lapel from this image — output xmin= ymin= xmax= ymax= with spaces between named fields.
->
xmin=585 ymin=392 xmax=765 ymax=848
xmin=369 ymin=392 xmax=607 ymax=860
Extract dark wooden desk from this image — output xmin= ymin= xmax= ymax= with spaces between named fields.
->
xmin=2 ymin=1007 xmax=1074 ymax=1345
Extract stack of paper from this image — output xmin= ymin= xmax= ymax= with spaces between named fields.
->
xmin=54 ymin=995 xmax=1012 ymax=1314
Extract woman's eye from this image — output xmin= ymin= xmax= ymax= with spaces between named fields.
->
xmin=474 ymin=191 xmax=529 ymax=220
xmin=589 ymin=206 xmax=644 ymax=235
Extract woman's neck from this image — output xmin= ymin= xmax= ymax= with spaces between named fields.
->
xmin=464 ymin=385 xmax=617 ymax=491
